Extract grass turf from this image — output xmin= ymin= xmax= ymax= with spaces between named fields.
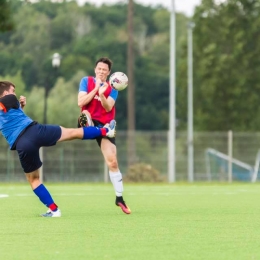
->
xmin=0 ymin=183 xmax=260 ymax=260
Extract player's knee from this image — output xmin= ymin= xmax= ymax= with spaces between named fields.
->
xmin=107 ymin=157 xmax=118 ymax=169
xmin=25 ymin=171 xmax=40 ymax=183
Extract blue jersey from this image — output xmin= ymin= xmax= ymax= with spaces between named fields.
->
xmin=0 ymin=95 xmax=33 ymax=149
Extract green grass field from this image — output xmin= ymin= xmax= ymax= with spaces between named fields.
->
xmin=1 ymin=183 xmax=260 ymax=260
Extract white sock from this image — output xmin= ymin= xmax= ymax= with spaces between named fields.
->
xmin=109 ymin=171 xmax=124 ymax=196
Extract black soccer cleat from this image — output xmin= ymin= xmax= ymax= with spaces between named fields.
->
xmin=78 ymin=113 xmax=88 ymax=127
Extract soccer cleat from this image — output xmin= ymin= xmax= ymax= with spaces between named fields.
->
xmin=105 ymin=120 xmax=116 ymax=138
xmin=78 ymin=113 xmax=93 ymax=127
xmin=78 ymin=113 xmax=87 ymax=127
xmin=40 ymin=208 xmax=61 ymax=218
xmin=116 ymin=198 xmax=131 ymax=214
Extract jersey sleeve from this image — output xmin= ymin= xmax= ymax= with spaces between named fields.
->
xmin=109 ymin=88 xmax=118 ymax=101
xmin=0 ymin=94 xmax=19 ymax=112
xmin=79 ymin=77 xmax=89 ymax=93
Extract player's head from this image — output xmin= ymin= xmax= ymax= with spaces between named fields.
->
xmin=95 ymin=57 xmax=113 ymax=81
xmin=0 ymin=81 xmax=16 ymax=97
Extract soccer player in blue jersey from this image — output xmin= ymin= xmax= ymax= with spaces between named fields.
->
xmin=0 ymin=81 xmax=116 ymax=217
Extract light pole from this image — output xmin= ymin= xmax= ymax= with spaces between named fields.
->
xmin=127 ymin=0 xmax=136 ymax=167
xmin=187 ymin=22 xmax=195 ymax=182
xmin=168 ymin=0 xmax=176 ymax=183
xmin=43 ymin=53 xmax=61 ymax=124
xmin=40 ymin=53 xmax=61 ymax=182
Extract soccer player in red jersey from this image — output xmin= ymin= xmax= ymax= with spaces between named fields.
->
xmin=78 ymin=57 xmax=131 ymax=214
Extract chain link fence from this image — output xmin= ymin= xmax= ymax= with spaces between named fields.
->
xmin=1 ymin=131 xmax=260 ymax=182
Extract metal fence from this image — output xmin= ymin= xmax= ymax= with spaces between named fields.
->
xmin=1 ymin=131 xmax=260 ymax=182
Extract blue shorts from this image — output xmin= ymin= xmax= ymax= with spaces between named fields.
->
xmin=15 ymin=123 xmax=61 ymax=173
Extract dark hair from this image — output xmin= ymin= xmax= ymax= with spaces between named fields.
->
xmin=95 ymin=57 xmax=113 ymax=71
xmin=0 ymin=81 xmax=15 ymax=96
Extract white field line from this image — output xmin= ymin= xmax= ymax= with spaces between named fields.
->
xmin=1 ymin=186 xmax=259 ymax=198
xmin=2 ymin=189 xmax=260 ymax=199
xmin=0 ymin=194 xmax=9 ymax=198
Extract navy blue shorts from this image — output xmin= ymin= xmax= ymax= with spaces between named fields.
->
xmin=15 ymin=123 xmax=61 ymax=173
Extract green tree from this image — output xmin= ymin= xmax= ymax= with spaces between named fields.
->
xmin=50 ymin=13 xmax=74 ymax=50
xmin=0 ymin=0 xmax=14 ymax=32
xmin=0 ymin=1 xmax=190 ymax=130
xmin=25 ymin=86 xmax=45 ymax=122
xmin=47 ymin=72 xmax=84 ymax=127
xmin=177 ymin=0 xmax=260 ymax=131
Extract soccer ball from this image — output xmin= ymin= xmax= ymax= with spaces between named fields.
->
xmin=109 ymin=72 xmax=128 ymax=91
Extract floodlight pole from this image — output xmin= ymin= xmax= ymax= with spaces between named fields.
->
xmin=43 ymin=53 xmax=61 ymax=125
xmin=40 ymin=53 xmax=61 ymax=183
xmin=168 ymin=0 xmax=176 ymax=183
xmin=187 ymin=22 xmax=195 ymax=182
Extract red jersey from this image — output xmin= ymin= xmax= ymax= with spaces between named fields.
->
xmin=81 ymin=77 xmax=115 ymax=124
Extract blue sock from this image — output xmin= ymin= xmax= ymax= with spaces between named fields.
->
xmin=33 ymin=184 xmax=56 ymax=209
xmin=82 ymin=126 xmax=104 ymax=139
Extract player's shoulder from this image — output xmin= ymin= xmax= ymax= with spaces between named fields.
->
xmin=80 ymin=76 xmax=95 ymax=84
xmin=79 ymin=76 xmax=94 ymax=92
xmin=0 ymin=94 xmax=19 ymax=112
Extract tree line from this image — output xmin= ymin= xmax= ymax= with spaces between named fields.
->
xmin=1 ymin=0 xmax=260 ymax=132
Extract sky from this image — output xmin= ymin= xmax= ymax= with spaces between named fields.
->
xmin=76 ymin=0 xmax=202 ymax=16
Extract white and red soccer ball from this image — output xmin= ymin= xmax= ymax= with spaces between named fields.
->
xmin=109 ymin=72 xmax=128 ymax=91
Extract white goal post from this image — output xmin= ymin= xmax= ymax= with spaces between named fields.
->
xmin=205 ymin=148 xmax=260 ymax=183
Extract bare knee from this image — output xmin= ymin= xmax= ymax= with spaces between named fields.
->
xmin=101 ymin=139 xmax=118 ymax=171
xmin=25 ymin=170 xmax=41 ymax=189
xmin=106 ymin=156 xmax=118 ymax=171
